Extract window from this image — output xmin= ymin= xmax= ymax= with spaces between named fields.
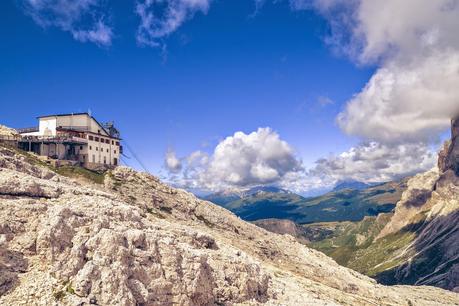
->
xmin=89 ymin=146 xmax=92 ymax=150
xmin=107 ymin=149 xmax=109 ymax=153
xmin=112 ymin=140 xmax=114 ymax=145
xmin=95 ymin=137 xmax=99 ymax=142
xmin=116 ymin=141 xmax=120 ymax=146
xmin=98 ymin=129 xmax=101 ymax=134
xmin=96 ymin=147 xmax=98 ymax=151
xmin=80 ymin=146 xmax=83 ymax=150
xmin=105 ymin=139 xmax=110 ymax=144
xmin=104 ymin=156 xmax=106 ymax=164
xmin=114 ymin=150 xmax=116 ymax=154
xmin=89 ymin=135 xmax=94 ymax=141
xmin=114 ymin=158 xmax=118 ymax=166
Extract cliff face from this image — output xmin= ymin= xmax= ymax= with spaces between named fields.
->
xmin=439 ymin=117 xmax=459 ymax=174
xmin=1 ymin=143 xmax=459 ymax=305
xmin=373 ymin=118 xmax=459 ymax=290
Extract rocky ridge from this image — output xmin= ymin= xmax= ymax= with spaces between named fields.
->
xmin=365 ymin=117 xmax=459 ymax=290
xmin=0 ymin=125 xmax=18 ymax=138
xmin=0 ymin=136 xmax=459 ymax=305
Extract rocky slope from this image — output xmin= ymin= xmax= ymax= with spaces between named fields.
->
xmin=0 ymin=142 xmax=459 ymax=305
xmin=292 ymin=118 xmax=459 ymax=292
xmin=252 ymin=219 xmax=306 ymax=242
xmin=0 ymin=125 xmax=18 ymax=137
xmin=364 ymin=118 xmax=459 ymax=290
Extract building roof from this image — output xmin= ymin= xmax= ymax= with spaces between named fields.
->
xmin=37 ymin=112 xmax=121 ymax=139
xmin=37 ymin=112 xmax=90 ymax=119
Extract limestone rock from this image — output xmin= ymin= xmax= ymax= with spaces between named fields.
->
xmin=1 ymin=141 xmax=459 ymax=305
xmin=373 ymin=118 xmax=459 ymax=289
xmin=439 ymin=117 xmax=459 ymax=174
xmin=0 ymin=125 xmax=18 ymax=138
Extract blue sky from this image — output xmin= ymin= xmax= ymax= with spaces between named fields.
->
xmin=1 ymin=0 xmax=455 ymax=194
xmin=1 ymin=1 xmax=370 ymax=164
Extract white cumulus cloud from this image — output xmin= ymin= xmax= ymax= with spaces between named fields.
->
xmin=164 ymin=128 xmax=438 ymax=193
xmin=307 ymin=0 xmax=459 ymax=143
xmin=165 ymin=148 xmax=182 ymax=172
xmin=308 ymin=142 xmax=436 ymax=187
xmin=337 ymin=51 xmax=459 ymax=144
xmin=164 ymin=128 xmax=304 ymax=191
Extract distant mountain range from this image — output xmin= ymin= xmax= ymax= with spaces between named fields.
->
xmin=204 ymin=180 xmax=407 ymax=223
xmin=204 ymin=186 xmax=292 ymax=206
xmin=332 ymin=180 xmax=374 ymax=192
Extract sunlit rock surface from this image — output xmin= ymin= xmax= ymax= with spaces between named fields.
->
xmin=1 ymin=139 xmax=459 ymax=305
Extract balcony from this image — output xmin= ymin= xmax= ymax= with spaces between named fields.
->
xmin=19 ymin=134 xmax=88 ymax=145
xmin=17 ymin=127 xmax=39 ymax=134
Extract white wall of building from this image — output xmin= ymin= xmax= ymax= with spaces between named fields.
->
xmin=86 ymin=135 xmax=120 ymax=166
xmin=40 ymin=118 xmax=57 ymax=136
xmin=20 ymin=113 xmax=121 ymax=167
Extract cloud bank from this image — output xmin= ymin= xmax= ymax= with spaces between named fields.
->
xmin=164 ymin=128 xmax=436 ymax=193
xmin=308 ymin=142 xmax=435 ymax=187
xmin=308 ymin=0 xmax=459 ymax=143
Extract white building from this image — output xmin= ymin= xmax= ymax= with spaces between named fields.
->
xmin=19 ymin=113 xmax=122 ymax=169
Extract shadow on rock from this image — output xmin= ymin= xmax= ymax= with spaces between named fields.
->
xmin=0 ymin=247 xmax=28 ymax=297
xmin=375 ymin=209 xmax=459 ymax=291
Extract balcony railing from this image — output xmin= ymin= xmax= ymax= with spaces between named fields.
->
xmin=57 ymin=126 xmax=91 ymax=132
xmin=16 ymin=127 xmax=39 ymax=134
xmin=19 ymin=134 xmax=88 ymax=144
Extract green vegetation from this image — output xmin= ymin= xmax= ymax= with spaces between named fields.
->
xmin=0 ymin=143 xmax=51 ymax=169
xmin=221 ymin=180 xmax=407 ymax=223
xmin=303 ymin=213 xmax=424 ymax=282
xmin=305 ymin=215 xmax=392 ymax=266
xmin=65 ymin=283 xmax=75 ymax=295
xmin=348 ymin=230 xmax=416 ymax=276
xmin=55 ymin=166 xmax=105 ymax=184
xmin=0 ymin=143 xmax=106 ymax=184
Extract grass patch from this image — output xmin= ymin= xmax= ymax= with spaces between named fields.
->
xmin=305 ymin=214 xmax=401 ymax=270
xmin=0 ymin=143 xmax=106 ymax=184
xmin=348 ymin=230 xmax=416 ymax=276
xmin=55 ymin=166 xmax=105 ymax=184
xmin=65 ymin=283 xmax=75 ymax=295
xmin=0 ymin=143 xmax=50 ymax=169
